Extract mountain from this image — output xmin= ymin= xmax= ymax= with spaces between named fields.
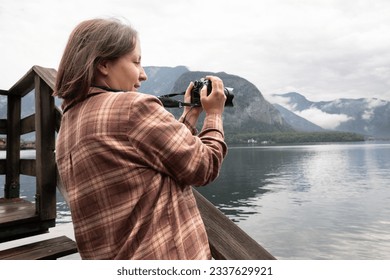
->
xmin=139 ymin=66 xmax=293 ymax=134
xmin=139 ymin=65 xmax=189 ymax=96
xmin=272 ymin=92 xmax=390 ymax=138
xmin=273 ymin=103 xmax=324 ymax=132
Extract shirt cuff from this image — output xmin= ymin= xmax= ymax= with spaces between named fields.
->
xmin=179 ymin=116 xmax=199 ymax=135
xmin=199 ymin=113 xmax=224 ymax=138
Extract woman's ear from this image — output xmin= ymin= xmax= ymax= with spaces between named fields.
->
xmin=96 ymin=60 xmax=109 ymax=76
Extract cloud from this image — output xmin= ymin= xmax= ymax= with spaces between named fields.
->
xmin=266 ymin=95 xmax=294 ymax=109
xmin=362 ymin=98 xmax=389 ymax=120
xmin=271 ymin=95 xmax=355 ymax=129
xmin=362 ymin=110 xmax=374 ymax=121
xmin=1 ymin=0 xmax=390 ymax=103
xmin=294 ymin=108 xmax=353 ymax=130
xmin=365 ymin=98 xmax=389 ymax=109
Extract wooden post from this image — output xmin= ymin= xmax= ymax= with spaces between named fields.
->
xmin=5 ymin=94 xmax=21 ymax=198
xmin=34 ymin=75 xmax=56 ymax=220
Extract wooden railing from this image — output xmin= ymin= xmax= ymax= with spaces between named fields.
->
xmin=1 ymin=65 xmax=275 ymax=260
xmin=0 ymin=66 xmax=57 ymax=241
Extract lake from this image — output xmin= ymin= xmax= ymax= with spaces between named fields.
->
xmin=1 ymin=142 xmax=390 ymax=259
xmin=198 ymin=142 xmax=390 ymax=259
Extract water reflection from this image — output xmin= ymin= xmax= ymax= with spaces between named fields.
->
xmin=199 ymin=143 xmax=390 ymax=259
xmin=198 ymin=146 xmax=282 ymax=221
xmin=199 ymin=145 xmax=321 ymax=218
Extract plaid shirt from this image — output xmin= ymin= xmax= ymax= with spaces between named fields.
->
xmin=56 ymin=89 xmax=227 ymax=259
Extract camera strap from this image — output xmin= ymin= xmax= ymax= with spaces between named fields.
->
xmin=91 ymin=85 xmax=198 ymax=108
xmin=157 ymin=92 xmax=198 ymax=108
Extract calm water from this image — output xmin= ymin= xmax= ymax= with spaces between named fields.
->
xmin=1 ymin=142 xmax=390 ymax=259
xmin=199 ymin=142 xmax=390 ymax=259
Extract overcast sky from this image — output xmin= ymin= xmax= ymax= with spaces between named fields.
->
xmin=1 ymin=0 xmax=389 ymax=102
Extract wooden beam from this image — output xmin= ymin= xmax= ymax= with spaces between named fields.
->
xmin=0 ymin=119 xmax=6 ymax=134
xmin=20 ymin=114 xmax=35 ymax=135
xmin=0 ymin=159 xmax=5 ymax=175
xmin=7 ymin=66 xmax=56 ymax=97
xmin=0 ymin=235 xmax=77 ymax=260
xmin=193 ymin=189 xmax=276 ymax=260
xmin=0 ymin=198 xmax=36 ymax=226
xmin=8 ymin=67 xmax=35 ymax=97
xmin=5 ymin=94 xmax=21 ymax=198
xmin=32 ymin=65 xmax=56 ymax=90
xmin=34 ymin=75 xmax=56 ymax=221
xmin=0 ymin=198 xmax=54 ymax=242
xmin=20 ymin=159 xmax=36 ymax=176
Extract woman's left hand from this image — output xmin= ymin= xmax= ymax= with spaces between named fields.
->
xmin=181 ymin=81 xmax=203 ymax=121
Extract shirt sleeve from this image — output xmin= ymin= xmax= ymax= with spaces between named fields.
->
xmin=178 ymin=116 xmax=198 ymax=135
xmin=127 ymin=93 xmax=227 ymax=187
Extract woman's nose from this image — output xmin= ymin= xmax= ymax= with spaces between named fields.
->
xmin=140 ymin=67 xmax=148 ymax=81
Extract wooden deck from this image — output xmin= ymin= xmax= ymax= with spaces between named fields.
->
xmin=0 ymin=198 xmax=36 ymax=225
xmin=0 ymin=235 xmax=78 ymax=260
xmin=0 ymin=198 xmax=55 ymax=243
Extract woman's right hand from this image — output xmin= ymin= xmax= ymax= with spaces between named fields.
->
xmin=200 ymin=76 xmax=226 ymax=115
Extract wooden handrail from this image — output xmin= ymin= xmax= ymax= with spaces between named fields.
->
xmin=194 ymin=189 xmax=275 ymax=259
xmin=6 ymin=65 xmax=276 ymax=260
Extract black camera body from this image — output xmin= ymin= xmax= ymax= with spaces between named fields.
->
xmin=191 ymin=78 xmax=234 ymax=107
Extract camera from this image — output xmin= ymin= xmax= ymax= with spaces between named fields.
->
xmin=191 ymin=78 xmax=234 ymax=107
xmin=157 ymin=78 xmax=234 ymax=108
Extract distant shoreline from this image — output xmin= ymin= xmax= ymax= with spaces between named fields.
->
xmin=1 ymin=133 xmax=389 ymax=150
xmin=225 ymin=131 xmax=369 ymax=145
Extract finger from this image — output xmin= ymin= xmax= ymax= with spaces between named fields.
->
xmin=184 ymin=82 xmax=194 ymax=102
xmin=205 ymin=75 xmax=221 ymax=82
xmin=185 ymin=82 xmax=194 ymax=94
xmin=200 ymin=84 xmax=208 ymax=98
xmin=205 ymin=76 xmax=223 ymax=92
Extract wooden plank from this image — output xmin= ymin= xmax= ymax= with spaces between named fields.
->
xmin=0 ymin=198 xmax=36 ymax=225
xmin=20 ymin=159 xmax=36 ymax=176
xmin=0 ymin=159 xmax=5 ymax=174
xmin=0 ymin=235 xmax=78 ymax=260
xmin=0 ymin=221 xmax=53 ymax=243
xmin=20 ymin=114 xmax=35 ymax=135
xmin=0 ymin=198 xmax=56 ymax=242
xmin=6 ymin=66 xmax=56 ymax=97
xmin=32 ymin=65 xmax=56 ymax=90
xmin=0 ymin=89 xmax=8 ymax=96
xmin=0 ymin=119 xmax=6 ymax=134
xmin=8 ymin=67 xmax=35 ymax=97
xmin=34 ymin=76 xmax=56 ymax=221
xmin=5 ymin=94 xmax=21 ymax=198
xmin=193 ymin=189 xmax=276 ymax=260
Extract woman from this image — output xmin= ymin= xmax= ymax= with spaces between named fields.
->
xmin=55 ymin=18 xmax=227 ymax=260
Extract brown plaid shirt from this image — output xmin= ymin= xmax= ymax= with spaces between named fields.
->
xmin=56 ymin=89 xmax=227 ymax=259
